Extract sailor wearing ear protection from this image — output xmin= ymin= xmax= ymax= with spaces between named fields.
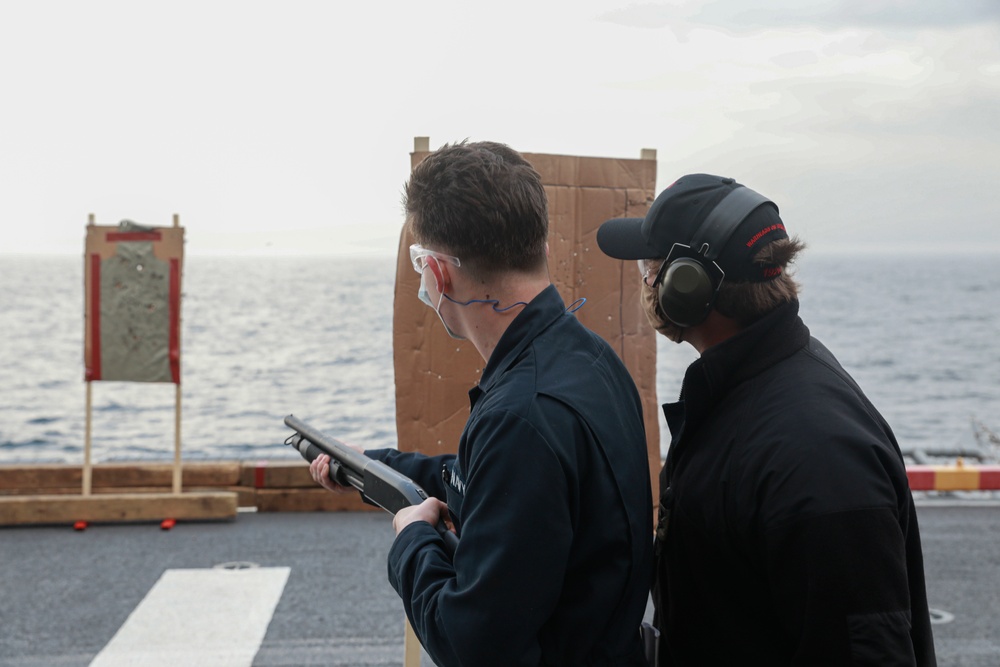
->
xmin=598 ymin=174 xmax=935 ymax=666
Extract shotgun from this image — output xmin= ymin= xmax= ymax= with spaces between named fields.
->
xmin=283 ymin=414 xmax=458 ymax=556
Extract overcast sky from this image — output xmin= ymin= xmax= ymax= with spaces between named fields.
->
xmin=2 ymin=0 xmax=998 ymax=257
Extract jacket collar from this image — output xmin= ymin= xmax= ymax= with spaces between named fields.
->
xmin=473 ymin=284 xmax=567 ymax=398
xmin=665 ymin=300 xmax=810 ymax=439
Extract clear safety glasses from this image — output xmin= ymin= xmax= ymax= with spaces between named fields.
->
xmin=410 ymin=244 xmax=461 ymax=274
xmin=637 ymin=258 xmax=667 ymax=288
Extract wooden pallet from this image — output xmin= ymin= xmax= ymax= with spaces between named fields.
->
xmin=0 ymin=491 xmax=237 ymax=526
xmin=0 ymin=460 xmax=373 ymax=526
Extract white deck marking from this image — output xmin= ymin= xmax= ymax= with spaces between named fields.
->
xmin=89 ymin=567 xmax=290 ymax=667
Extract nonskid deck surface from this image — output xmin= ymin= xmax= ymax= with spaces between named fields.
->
xmin=0 ymin=505 xmax=997 ymax=667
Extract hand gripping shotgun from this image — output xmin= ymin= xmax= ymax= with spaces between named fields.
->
xmin=284 ymin=414 xmax=459 ymax=556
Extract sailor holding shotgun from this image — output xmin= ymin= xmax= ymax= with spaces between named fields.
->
xmin=309 ymin=141 xmax=653 ymax=667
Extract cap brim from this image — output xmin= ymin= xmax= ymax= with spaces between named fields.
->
xmin=596 ymin=217 xmax=658 ymax=260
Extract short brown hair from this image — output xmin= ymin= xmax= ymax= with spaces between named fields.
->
xmin=713 ymin=237 xmax=806 ymax=325
xmin=404 ymin=141 xmax=548 ymax=280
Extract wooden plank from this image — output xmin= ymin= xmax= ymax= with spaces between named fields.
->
xmin=230 ymin=486 xmax=257 ymax=508
xmin=239 ymin=460 xmax=315 ymax=489
xmin=94 ymin=462 xmax=241 ymax=487
xmin=0 ymin=464 xmax=79 ymax=489
xmin=0 ymin=462 xmax=241 ymax=490
xmin=0 ymin=485 xmax=255 ymax=507
xmin=254 ymin=488 xmax=375 ymax=513
xmin=0 ymin=492 xmax=238 ymax=526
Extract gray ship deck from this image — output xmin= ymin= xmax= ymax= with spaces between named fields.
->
xmin=1 ymin=501 xmax=997 ymax=666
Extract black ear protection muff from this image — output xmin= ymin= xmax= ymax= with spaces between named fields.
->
xmin=656 ymin=186 xmax=773 ymax=327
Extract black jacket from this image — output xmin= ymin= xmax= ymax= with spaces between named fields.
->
xmin=372 ymin=284 xmax=654 ymax=667
xmin=655 ymin=300 xmax=935 ymax=665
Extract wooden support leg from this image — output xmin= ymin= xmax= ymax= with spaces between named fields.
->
xmin=404 ymin=617 xmax=422 ymax=666
xmin=172 ymin=383 xmax=182 ymax=494
xmin=83 ymin=381 xmax=93 ymax=496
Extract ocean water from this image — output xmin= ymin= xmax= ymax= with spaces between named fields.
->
xmin=2 ymin=252 xmax=999 ymax=465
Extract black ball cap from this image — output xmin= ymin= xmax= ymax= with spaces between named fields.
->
xmin=596 ymin=174 xmax=744 ymax=260
xmin=597 ymin=173 xmax=788 ymax=282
